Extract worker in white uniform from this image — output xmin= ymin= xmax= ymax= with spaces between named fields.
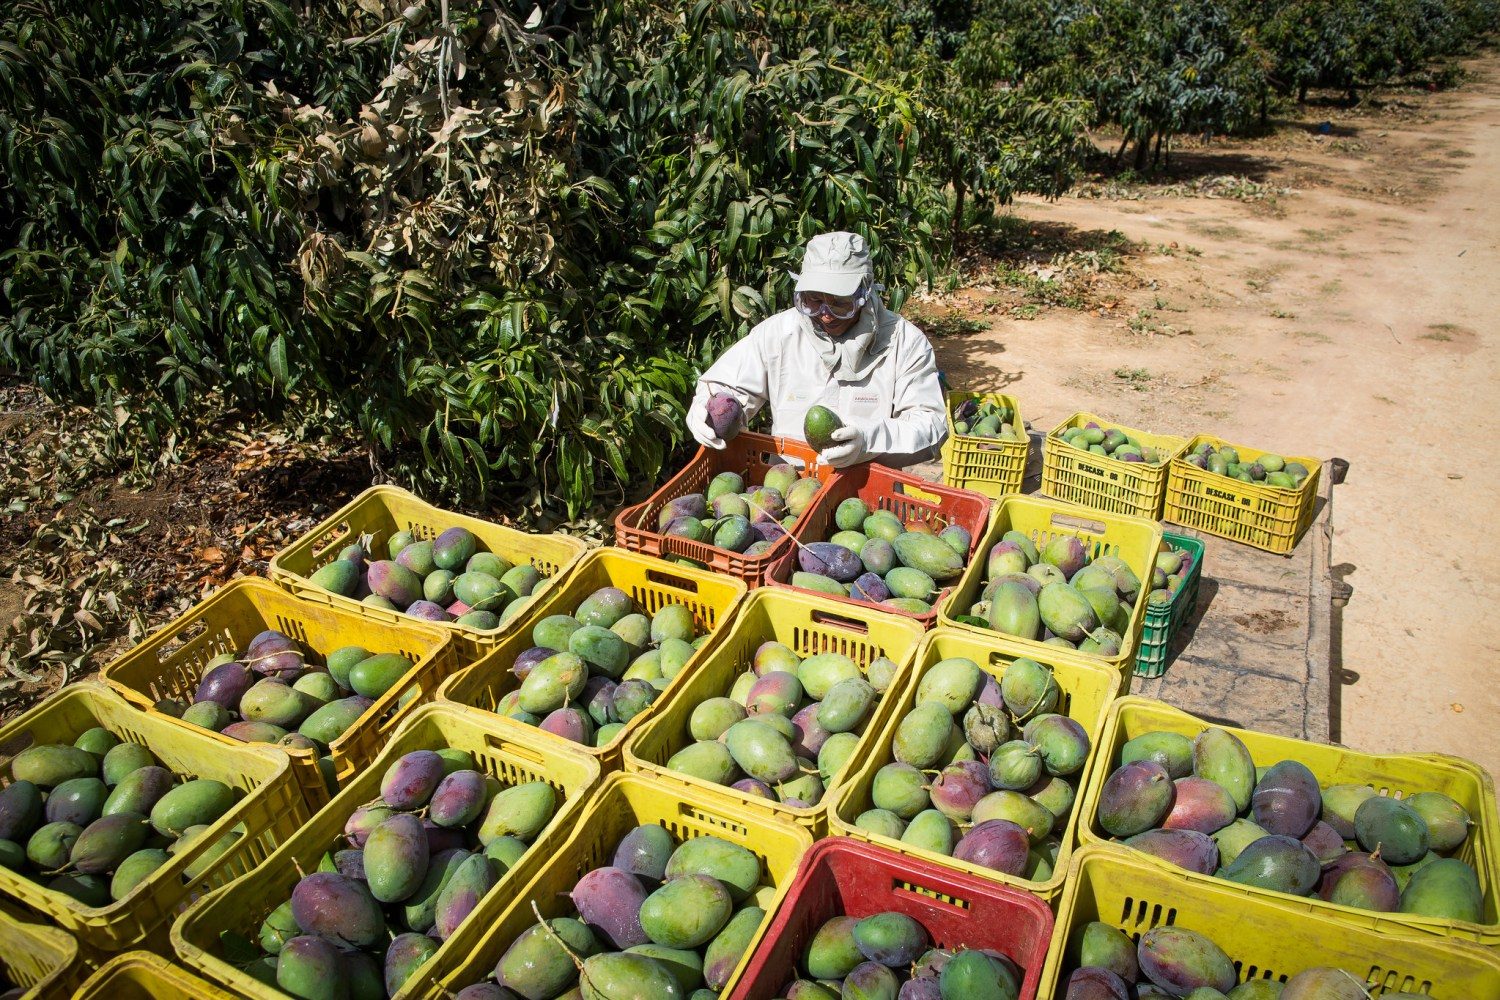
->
xmin=685 ymin=231 xmax=948 ymax=468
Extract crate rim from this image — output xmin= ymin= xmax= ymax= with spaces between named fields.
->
xmin=268 ymin=483 xmax=591 ymax=649
xmin=729 ymin=836 xmax=1055 ymax=1000
xmin=99 ymin=574 xmax=458 ymax=806
xmin=1080 ymin=696 xmax=1500 ymax=944
xmin=765 ymin=462 xmax=994 ymax=626
xmin=171 ymin=700 xmax=602 ymax=1000
xmin=936 ymin=493 xmax=1164 ymax=680
xmin=621 ymin=585 xmax=929 ymax=830
xmin=827 ymin=626 xmax=1123 ymax=900
xmin=428 ymin=768 xmax=814 ymax=997
xmin=1042 ymin=843 xmax=1500 ymax=999
xmin=0 ymin=681 xmax=301 ymax=952
xmin=436 ymin=545 xmax=749 ymax=765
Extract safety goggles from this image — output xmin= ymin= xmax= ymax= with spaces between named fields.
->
xmin=794 ymin=287 xmax=868 ymax=321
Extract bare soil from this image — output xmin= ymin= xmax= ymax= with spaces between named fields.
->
xmin=927 ymin=58 xmax=1500 ymax=774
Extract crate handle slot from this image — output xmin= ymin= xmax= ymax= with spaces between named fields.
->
xmin=679 ymin=804 xmax=749 ymax=839
xmin=154 ymin=617 xmax=210 ymax=666
xmin=486 ymin=733 xmax=546 ymax=767
xmin=892 ymin=879 xmax=971 ymax=910
xmin=0 ymin=729 xmax=37 ymax=763
xmin=891 ymin=481 xmax=943 ymax=507
xmin=310 ymin=520 xmax=356 ymax=562
xmin=1049 ymin=512 xmax=1106 ymax=535
xmin=645 ymin=569 xmax=700 ymax=594
xmin=809 ymin=609 xmax=870 ymax=635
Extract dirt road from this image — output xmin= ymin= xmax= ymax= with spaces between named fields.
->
xmin=930 ymin=59 xmax=1500 ymax=773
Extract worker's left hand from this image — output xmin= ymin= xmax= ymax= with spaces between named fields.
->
xmin=820 ymin=425 xmax=868 ymax=469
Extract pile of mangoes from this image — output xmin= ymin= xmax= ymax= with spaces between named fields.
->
xmin=456 ymin=827 xmax=769 ymax=998
xmin=1183 ymin=441 xmax=1312 ymax=490
xmin=1095 ymin=726 xmax=1483 ymax=923
xmin=1147 ymin=542 xmax=1196 ymax=609
xmin=959 ymin=530 xmax=1138 ymax=656
xmin=654 ymin=463 xmax=822 ymax=561
xmin=790 ymin=498 xmax=970 ymax=616
xmin=241 ymin=749 xmax=558 ymax=996
xmin=161 ymin=628 xmax=415 ymax=777
xmin=662 ymin=642 xmax=900 ymax=808
xmin=0 ymin=732 xmax=241 ymax=905
xmin=1056 ymin=421 xmax=1170 ymax=464
xmin=492 ymin=585 xmax=711 ymax=747
xmin=952 ymin=397 xmax=1024 ymax=442
xmin=785 ymin=911 xmax=1021 ymax=999
xmin=1065 ymin=920 xmax=1407 ymax=998
xmin=307 ymin=525 xmax=547 ymax=629
xmin=850 ymin=657 xmax=1089 ymax=883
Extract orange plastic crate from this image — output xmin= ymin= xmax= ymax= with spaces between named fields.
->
xmin=614 ymin=432 xmax=834 ymax=587
xmin=767 ymin=463 xmax=992 ymax=628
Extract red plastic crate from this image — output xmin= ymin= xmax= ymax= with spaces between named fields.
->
xmin=614 ymin=432 xmax=834 ymax=587
xmin=768 ymin=463 xmax=992 ymax=627
xmin=728 ymin=838 xmax=1053 ymax=1000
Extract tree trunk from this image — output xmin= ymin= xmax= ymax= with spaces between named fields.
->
xmin=1152 ymin=131 xmax=1164 ymax=169
xmin=1132 ymin=133 xmax=1151 ymax=171
xmin=1298 ymin=83 xmax=1308 ymax=102
xmin=951 ymin=178 xmax=966 ymax=250
xmin=1113 ymin=136 xmax=1130 ymax=166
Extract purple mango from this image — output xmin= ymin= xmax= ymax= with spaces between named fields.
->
xmin=381 ymin=750 xmax=446 ymax=810
xmin=406 ymin=600 xmax=452 ymax=622
xmin=953 ymin=819 xmax=1030 ymax=875
xmin=706 ymin=393 xmax=744 ymax=439
xmin=193 ymin=661 xmax=256 ymax=709
xmin=570 ymin=866 xmax=649 ymax=949
xmin=798 ymin=542 xmax=862 ymax=583
xmin=732 ymin=777 xmax=776 ymax=800
xmin=430 ymin=770 xmax=489 ymax=828
xmin=790 ymin=702 xmax=832 ymax=758
xmin=929 ymin=761 xmax=993 ymax=823
xmin=850 ymin=572 xmax=892 ymax=603
xmin=1123 ymin=828 xmax=1220 ymax=875
xmin=540 ymin=707 xmax=594 ymax=744
xmin=1301 ymin=820 xmax=1347 ymax=865
xmin=1065 ymin=967 xmax=1131 ymax=1000
xmin=512 ymin=646 xmax=557 ymax=681
xmin=1318 ymin=852 xmax=1399 ymax=911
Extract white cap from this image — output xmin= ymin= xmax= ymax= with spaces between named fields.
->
xmin=793 ymin=231 xmax=872 ymax=297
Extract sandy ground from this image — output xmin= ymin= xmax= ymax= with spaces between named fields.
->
xmin=929 ymin=59 xmax=1500 ymax=775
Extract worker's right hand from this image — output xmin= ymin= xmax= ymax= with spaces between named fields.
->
xmin=686 ymin=395 xmax=726 ymax=450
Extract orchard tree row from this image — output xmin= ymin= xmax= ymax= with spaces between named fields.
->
xmin=1 ymin=0 xmax=1492 ymax=515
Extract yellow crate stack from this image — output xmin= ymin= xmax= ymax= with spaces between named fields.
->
xmin=829 ymin=627 xmax=1122 ymax=904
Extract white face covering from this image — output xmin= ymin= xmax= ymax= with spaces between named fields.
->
xmin=800 ymin=299 xmax=887 ymax=381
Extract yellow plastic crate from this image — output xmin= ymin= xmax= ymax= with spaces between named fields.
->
xmin=1165 ymin=435 xmax=1322 ymax=554
xmin=1042 ymin=845 xmax=1500 ymax=998
xmin=171 ymin=703 xmax=600 ymax=1000
xmin=0 ymin=683 xmax=304 ymax=954
xmin=269 ymin=485 xmax=591 ymax=657
xmin=1079 ymin=697 xmax=1500 ymax=945
xmin=427 ymin=771 xmax=813 ymax=999
xmin=1040 ymin=412 xmax=1189 ymax=520
xmin=73 ymin=952 xmax=236 ymax=999
xmin=623 ymin=588 xmax=927 ymax=833
xmin=937 ymin=495 xmax=1163 ymax=686
xmin=101 ymin=577 xmax=458 ymax=809
xmin=828 ymin=628 xmax=1122 ymax=904
xmin=437 ymin=547 xmax=748 ymax=769
xmin=940 ymin=391 xmax=1029 ymax=499
xmin=0 ymin=898 xmax=80 ymax=999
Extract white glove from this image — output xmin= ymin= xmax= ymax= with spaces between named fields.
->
xmin=686 ymin=395 xmax=725 ymax=450
xmin=820 ymin=425 xmax=868 ymax=468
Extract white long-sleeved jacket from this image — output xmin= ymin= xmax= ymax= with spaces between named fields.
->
xmin=693 ymin=302 xmax=948 ymax=467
